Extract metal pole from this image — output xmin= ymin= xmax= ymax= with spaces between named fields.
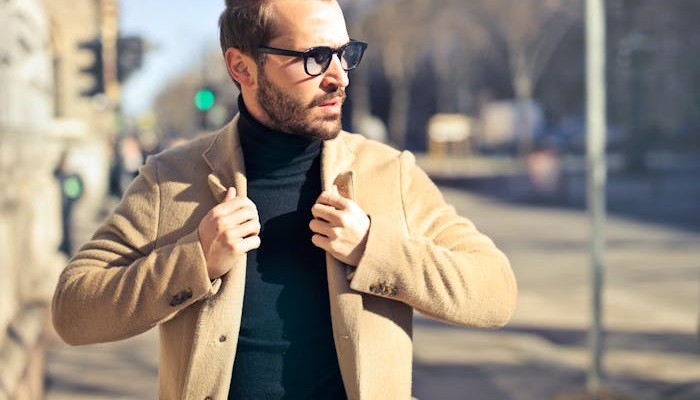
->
xmin=585 ymin=0 xmax=607 ymax=394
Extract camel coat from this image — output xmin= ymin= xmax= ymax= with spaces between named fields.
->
xmin=52 ymin=116 xmax=517 ymax=400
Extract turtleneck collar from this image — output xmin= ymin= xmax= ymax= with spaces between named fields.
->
xmin=237 ymin=96 xmax=322 ymax=179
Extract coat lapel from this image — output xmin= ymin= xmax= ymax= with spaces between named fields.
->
xmin=184 ymin=118 xmax=250 ymax=398
xmin=321 ymin=134 xmax=365 ymax=399
xmin=199 ymin=124 xmax=366 ymax=398
xmin=203 ymin=115 xmax=247 ymax=199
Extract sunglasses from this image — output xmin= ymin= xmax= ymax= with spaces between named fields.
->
xmin=256 ymin=40 xmax=368 ymax=77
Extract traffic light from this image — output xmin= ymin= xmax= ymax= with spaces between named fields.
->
xmin=61 ymin=174 xmax=84 ymax=201
xmin=78 ymin=38 xmax=104 ymax=97
xmin=117 ymin=36 xmax=144 ymax=83
xmin=194 ymin=87 xmax=217 ymax=129
xmin=194 ymin=87 xmax=216 ymax=111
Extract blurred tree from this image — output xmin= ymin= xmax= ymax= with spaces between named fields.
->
xmin=360 ymin=0 xmax=580 ymax=151
xmin=152 ymin=48 xmax=238 ymax=147
xmin=341 ymin=0 xmax=386 ymax=131
xmin=364 ymin=0 xmax=435 ymax=148
xmin=608 ymin=0 xmax=700 ymax=172
xmin=429 ymin=0 xmax=489 ymax=115
xmin=472 ymin=0 xmax=582 ymax=154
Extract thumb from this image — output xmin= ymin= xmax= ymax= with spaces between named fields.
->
xmin=223 ymin=187 xmax=237 ymax=202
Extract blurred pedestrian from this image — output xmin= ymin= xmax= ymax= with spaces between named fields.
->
xmin=51 ymin=1 xmax=517 ymax=398
xmin=527 ymin=144 xmax=564 ymax=202
xmin=53 ymin=151 xmax=83 ymax=257
xmin=109 ymin=135 xmax=144 ymax=197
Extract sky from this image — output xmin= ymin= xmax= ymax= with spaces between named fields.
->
xmin=119 ymin=0 xmax=225 ymax=116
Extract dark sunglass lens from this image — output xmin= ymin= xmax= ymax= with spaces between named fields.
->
xmin=341 ymin=43 xmax=364 ymax=69
xmin=305 ymin=48 xmax=332 ymax=75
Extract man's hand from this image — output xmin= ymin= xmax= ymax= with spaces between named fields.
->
xmin=198 ymin=187 xmax=260 ymax=280
xmin=310 ymin=185 xmax=370 ymax=266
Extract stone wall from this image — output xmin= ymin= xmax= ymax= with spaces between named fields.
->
xmin=0 ymin=0 xmax=62 ymax=396
xmin=0 ymin=0 xmax=110 ymax=398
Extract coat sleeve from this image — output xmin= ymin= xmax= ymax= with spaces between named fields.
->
xmin=348 ymin=151 xmax=517 ymax=327
xmin=51 ymin=157 xmax=215 ymax=345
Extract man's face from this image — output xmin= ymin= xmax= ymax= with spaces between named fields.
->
xmin=252 ymin=0 xmax=350 ymax=140
xmin=256 ymin=63 xmax=346 ymax=141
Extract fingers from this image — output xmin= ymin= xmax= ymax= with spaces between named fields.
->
xmin=315 ymin=185 xmax=351 ymax=210
xmin=312 ymin=185 xmax=355 ymax=224
xmin=311 ymin=202 xmax=340 ymax=224
xmin=199 ymin=187 xmax=260 ymax=280
xmin=215 ymin=222 xmax=261 ymax=252
xmin=206 ymin=228 xmax=261 ymax=280
xmin=209 ymin=201 xmax=258 ymax=229
xmin=211 ymin=186 xmax=248 ymax=224
xmin=224 ymin=187 xmax=236 ymax=202
xmin=309 ymin=186 xmax=370 ymax=266
xmin=309 ymin=217 xmax=333 ymax=238
xmin=198 ymin=187 xmax=259 ymax=256
xmin=310 ymin=233 xmax=331 ymax=252
xmin=210 ymin=195 xmax=259 ymax=240
xmin=208 ymin=195 xmax=258 ymax=225
xmin=236 ymin=235 xmax=261 ymax=253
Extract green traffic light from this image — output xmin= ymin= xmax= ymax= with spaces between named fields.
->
xmin=194 ymin=88 xmax=215 ymax=111
xmin=62 ymin=176 xmax=83 ymax=200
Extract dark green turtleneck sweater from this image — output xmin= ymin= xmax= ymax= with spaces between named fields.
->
xmin=228 ymin=99 xmax=346 ymax=399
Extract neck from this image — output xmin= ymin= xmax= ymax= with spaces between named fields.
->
xmin=237 ymin=97 xmax=322 ymax=179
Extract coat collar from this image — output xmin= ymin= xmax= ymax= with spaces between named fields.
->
xmin=322 ymin=130 xmax=356 ymax=197
xmin=203 ymin=114 xmax=357 ymax=201
xmin=203 ymin=115 xmax=247 ymax=201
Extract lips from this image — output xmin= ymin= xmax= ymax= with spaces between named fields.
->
xmin=313 ymin=96 xmax=345 ymax=115
xmin=320 ymin=98 xmax=342 ymax=107
xmin=312 ymin=89 xmax=346 ymax=108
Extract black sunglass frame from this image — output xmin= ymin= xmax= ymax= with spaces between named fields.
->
xmin=256 ymin=39 xmax=368 ymax=77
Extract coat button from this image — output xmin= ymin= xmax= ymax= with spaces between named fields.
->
xmin=170 ymin=289 xmax=193 ymax=307
xmin=204 ymin=397 xmax=213 ymax=400
xmin=219 ymin=335 xmax=227 ymax=342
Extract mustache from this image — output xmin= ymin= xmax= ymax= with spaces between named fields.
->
xmin=309 ymin=89 xmax=346 ymax=108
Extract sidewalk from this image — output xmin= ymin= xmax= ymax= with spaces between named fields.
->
xmin=411 ymin=153 xmax=700 ymax=399
xmin=45 ymin=195 xmax=158 ymax=400
xmin=411 ymin=186 xmax=700 ymax=400
xmin=44 ymin=330 xmax=158 ymax=400
xmin=45 ymin=155 xmax=700 ymax=399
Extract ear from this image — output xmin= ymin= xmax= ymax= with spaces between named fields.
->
xmin=224 ymin=47 xmax=257 ymax=88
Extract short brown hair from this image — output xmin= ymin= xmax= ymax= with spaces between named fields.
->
xmin=218 ymin=0 xmax=276 ymax=57
xmin=219 ymin=0 xmax=337 ymax=55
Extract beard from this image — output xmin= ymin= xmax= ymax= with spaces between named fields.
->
xmin=256 ymin=71 xmax=345 ymax=141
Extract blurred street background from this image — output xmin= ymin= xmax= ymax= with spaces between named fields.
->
xmin=1 ymin=0 xmax=699 ymax=399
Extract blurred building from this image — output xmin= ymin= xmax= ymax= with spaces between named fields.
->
xmin=0 ymin=0 xmax=115 ymax=398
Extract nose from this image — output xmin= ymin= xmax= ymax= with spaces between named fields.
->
xmin=321 ymin=54 xmax=349 ymax=89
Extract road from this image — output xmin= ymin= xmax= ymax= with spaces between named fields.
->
xmin=45 ymin=157 xmax=700 ymax=399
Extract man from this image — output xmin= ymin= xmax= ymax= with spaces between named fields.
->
xmin=52 ymin=0 xmax=517 ymax=398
